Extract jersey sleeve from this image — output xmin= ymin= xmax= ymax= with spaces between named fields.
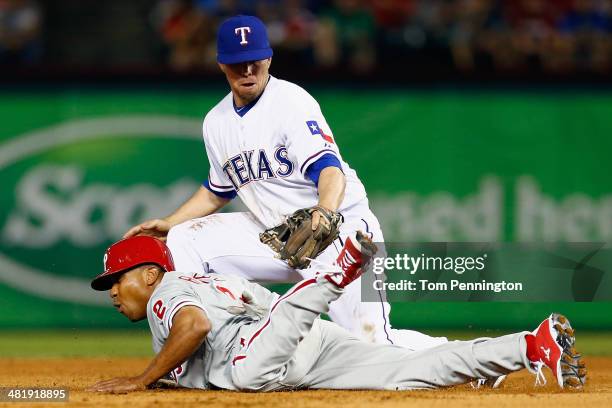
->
xmin=148 ymin=279 xmax=209 ymax=340
xmin=304 ymin=153 xmax=343 ymax=186
xmin=284 ymin=92 xmax=342 ymax=177
xmin=202 ymin=120 xmax=237 ymax=199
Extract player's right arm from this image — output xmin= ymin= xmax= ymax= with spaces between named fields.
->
xmin=123 ymin=186 xmax=230 ymax=240
xmin=88 ymin=306 xmax=210 ymax=393
xmin=135 ymin=305 xmax=211 ymax=387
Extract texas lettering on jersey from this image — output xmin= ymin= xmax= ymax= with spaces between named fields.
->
xmin=222 ymin=146 xmax=294 ymax=190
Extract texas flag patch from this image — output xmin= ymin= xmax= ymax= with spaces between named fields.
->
xmin=306 ymin=120 xmax=334 ymax=144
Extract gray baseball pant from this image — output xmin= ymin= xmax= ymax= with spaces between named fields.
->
xmin=231 ymin=275 xmax=532 ymax=391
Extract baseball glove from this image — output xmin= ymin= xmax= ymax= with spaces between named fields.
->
xmin=260 ymin=206 xmax=343 ymax=269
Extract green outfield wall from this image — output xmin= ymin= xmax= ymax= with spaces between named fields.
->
xmin=0 ymin=88 xmax=611 ymax=330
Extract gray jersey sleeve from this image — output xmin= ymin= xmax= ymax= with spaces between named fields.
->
xmin=148 ymin=277 xmax=208 ymax=336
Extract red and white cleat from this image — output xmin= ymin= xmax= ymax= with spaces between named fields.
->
xmin=528 ymin=313 xmax=586 ymax=389
xmin=325 ymin=231 xmax=378 ymax=289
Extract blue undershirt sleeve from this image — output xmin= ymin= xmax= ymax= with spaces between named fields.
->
xmin=202 ymin=179 xmax=237 ymax=200
xmin=304 ymin=153 xmax=343 ymax=187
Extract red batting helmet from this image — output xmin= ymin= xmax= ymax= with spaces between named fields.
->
xmin=91 ymin=236 xmax=175 ymax=291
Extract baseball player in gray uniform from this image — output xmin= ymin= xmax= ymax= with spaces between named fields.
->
xmin=89 ymin=235 xmax=585 ymax=393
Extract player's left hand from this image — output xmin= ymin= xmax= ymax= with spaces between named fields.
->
xmin=87 ymin=376 xmax=147 ymax=394
xmin=311 ymin=206 xmax=333 ymax=231
xmin=260 ymin=206 xmax=343 ymax=269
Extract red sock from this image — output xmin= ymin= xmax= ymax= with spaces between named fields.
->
xmin=525 ymin=334 xmax=539 ymax=362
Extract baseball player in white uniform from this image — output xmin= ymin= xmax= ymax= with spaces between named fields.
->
xmin=88 ymin=235 xmax=586 ymax=393
xmin=124 ymin=15 xmax=445 ymax=350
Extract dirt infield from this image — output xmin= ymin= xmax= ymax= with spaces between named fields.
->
xmin=1 ymin=357 xmax=610 ymax=408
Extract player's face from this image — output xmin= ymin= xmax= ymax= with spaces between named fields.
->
xmin=109 ymin=267 xmax=156 ymax=322
xmin=219 ymin=58 xmax=271 ymax=107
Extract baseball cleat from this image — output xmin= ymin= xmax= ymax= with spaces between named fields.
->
xmin=529 ymin=313 xmax=586 ymax=389
xmin=325 ymin=231 xmax=377 ymax=288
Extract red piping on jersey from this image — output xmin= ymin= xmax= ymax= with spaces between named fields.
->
xmin=245 ymin=278 xmax=317 ymax=349
xmin=167 ymin=301 xmax=206 ymax=330
xmin=167 ymin=300 xmax=191 ymax=328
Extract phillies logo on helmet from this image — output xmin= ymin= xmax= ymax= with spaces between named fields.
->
xmin=234 ymin=26 xmax=251 ymax=45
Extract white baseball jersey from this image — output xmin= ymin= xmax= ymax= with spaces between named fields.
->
xmin=147 ymin=269 xmax=278 ymax=390
xmin=203 ymin=75 xmax=367 ymax=228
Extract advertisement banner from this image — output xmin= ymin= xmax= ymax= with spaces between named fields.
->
xmin=1 ymin=89 xmax=611 ymax=328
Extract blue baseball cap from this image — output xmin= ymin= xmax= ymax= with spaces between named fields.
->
xmin=217 ymin=15 xmax=273 ymax=64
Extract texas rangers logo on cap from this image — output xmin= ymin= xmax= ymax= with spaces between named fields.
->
xmin=235 ymin=26 xmax=251 ymax=45
xmin=217 ymin=15 xmax=273 ymax=64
